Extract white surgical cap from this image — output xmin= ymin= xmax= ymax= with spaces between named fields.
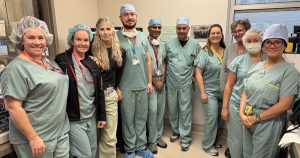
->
xmin=148 ymin=18 xmax=162 ymax=27
xmin=9 ymin=16 xmax=53 ymax=51
xmin=176 ymin=17 xmax=189 ymax=26
xmin=263 ymin=24 xmax=288 ymax=45
xmin=67 ymin=24 xmax=93 ymax=47
xmin=120 ymin=3 xmax=136 ymax=16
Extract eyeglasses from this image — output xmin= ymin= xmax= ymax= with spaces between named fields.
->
xmin=263 ymin=40 xmax=284 ymax=48
xmin=232 ymin=29 xmax=245 ymax=35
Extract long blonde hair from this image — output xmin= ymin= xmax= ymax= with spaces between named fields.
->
xmin=92 ymin=17 xmax=123 ymax=71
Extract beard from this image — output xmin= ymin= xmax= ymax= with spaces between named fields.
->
xmin=122 ymin=21 xmax=136 ymax=29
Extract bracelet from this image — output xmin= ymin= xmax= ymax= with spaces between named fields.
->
xmin=255 ymin=114 xmax=262 ymax=123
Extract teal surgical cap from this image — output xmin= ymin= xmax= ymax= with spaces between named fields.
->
xmin=176 ymin=17 xmax=189 ymax=26
xmin=67 ymin=24 xmax=93 ymax=47
xmin=120 ymin=3 xmax=136 ymax=16
xmin=148 ymin=18 xmax=162 ymax=27
xmin=263 ymin=24 xmax=288 ymax=45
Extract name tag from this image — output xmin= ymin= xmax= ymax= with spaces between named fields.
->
xmin=132 ymin=58 xmax=140 ymax=65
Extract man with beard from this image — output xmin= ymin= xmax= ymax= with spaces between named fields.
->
xmin=116 ymin=3 xmax=153 ymax=158
xmin=165 ymin=17 xmax=200 ymax=151
xmin=146 ymin=18 xmax=167 ymax=154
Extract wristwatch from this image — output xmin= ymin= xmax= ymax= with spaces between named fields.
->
xmin=255 ymin=114 xmax=262 ymax=123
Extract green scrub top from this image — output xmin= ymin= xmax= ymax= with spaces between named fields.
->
xmin=148 ymin=42 xmax=166 ymax=76
xmin=228 ymin=53 xmax=267 ymax=105
xmin=117 ymin=30 xmax=150 ymax=91
xmin=165 ymin=38 xmax=200 ymax=89
xmin=194 ymin=48 xmax=222 ymax=97
xmin=244 ymin=61 xmax=299 ymax=110
xmin=0 ymin=57 xmax=69 ymax=144
xmin=72 ymin=55 xmax=95 ymax=120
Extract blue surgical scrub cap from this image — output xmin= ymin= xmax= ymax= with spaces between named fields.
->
xmin=67 ymin=24 xmax=93 ymax=47
xmin=176 ymin=17 xmax=189 ymax=26
xmin=120 ymin=3 xmax=136 ymax=16
xmin=263 ymin=24 xmax=288 ymax=45
xmin=148 ymin=18 xmax=162 ymax=27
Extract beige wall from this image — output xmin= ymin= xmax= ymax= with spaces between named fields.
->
xmin=98 ymin=0 xmax=229 ymax=125
xmin=52 ymin=0 xmax=229 ymax=125
xmin=53 ymin=0 xmax=98 ymax=52
xmin=98 ymin=0 xmax=229 ymax=37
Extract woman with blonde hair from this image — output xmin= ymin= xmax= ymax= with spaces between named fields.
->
xmin=92 ymin=17 xmax=125 ymax=158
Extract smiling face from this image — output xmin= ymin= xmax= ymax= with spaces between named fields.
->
xmin=148 ymin=24 xmax=162 ymax=39
xmin=98 ymin=21 xmax=114 ymax=43
xmin=120 ymin=11 xmax=137 ymax=29
xmin=232 ymin=24 xmax=246 ymax=43
xmin=176 ymin=24 xmax=189 ymax=41
xmin=22 ymin=28 xmax=46 ymax=58
xmin=208 ymin=26 xmax=223 ymax=45
xmin=71 ymin=30 xmax=90 ymax=55
xmin=262 ymin=38 xmax=286 ymax=59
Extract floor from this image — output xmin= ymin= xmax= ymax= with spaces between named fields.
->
xmin=117 ymin=125 xmax=228 ymax=158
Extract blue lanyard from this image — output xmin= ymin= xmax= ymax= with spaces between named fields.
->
xmin=127 ymin=36 xmax=136 ymax=55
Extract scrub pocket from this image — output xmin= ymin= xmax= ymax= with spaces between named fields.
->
xmin=263 ymin=83 xmax=280 ymax=105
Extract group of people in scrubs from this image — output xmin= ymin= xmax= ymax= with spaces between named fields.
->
xmin=1 ymin=2 xmax=300 ymax=158
xmin=220 ymin=21 xmax=300 ymax=158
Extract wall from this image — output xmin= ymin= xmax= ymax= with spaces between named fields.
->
xmin=50 ymin=0 xmax=300 ymax=127
xmin=98 ymin=0 xmax=229 ymax=126
xmin=53 ymin=0 xmax=98 ymax=52
xmin=98 ymin=0 xmax=229 ymax=38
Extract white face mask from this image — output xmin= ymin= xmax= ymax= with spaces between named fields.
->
xmin=122 ymin=28 xmax=137 ymax=38
xmin=150 ymin=38 xmax=160 ymax=46
xmin=245 ymin=42 xmax=262 ymax=54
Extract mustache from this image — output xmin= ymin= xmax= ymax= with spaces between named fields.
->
xmin=126 ymin=20 xmax=135 ymax=23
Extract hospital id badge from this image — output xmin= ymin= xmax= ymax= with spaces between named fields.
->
xmin=156 ymin=69 xmax=162 ymax=76
xmin=132 ymin=58 xmax=140 ymax=65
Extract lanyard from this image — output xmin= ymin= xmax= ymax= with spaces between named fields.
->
xmin=211 ymin=47 xmax=223 ymax=64
xmin=21 ymin=51 xmax=65 ymax=75
xmin=127 ymin=36 xmax=136 ymax=55
xmin=148 ymin=37 xmax=159 ymax=67
xmin=72 ymin=51 xmax=94 ymax=84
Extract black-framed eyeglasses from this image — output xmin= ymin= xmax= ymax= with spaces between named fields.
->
xmin=263 ymin=40 xmax=284 ymax=48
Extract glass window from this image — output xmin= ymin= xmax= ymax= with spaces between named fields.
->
xmin=234 ymin=10 xmax=300 ymax=33
xmin=236 ymin=0 xmax=300 ymax=5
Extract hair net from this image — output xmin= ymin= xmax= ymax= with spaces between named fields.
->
xmin=67 ymin=24 xmax=93 ymax=47
xmin=242 ymin=28 xmax=263 ymax=45
xmin=148 ymin=18 xmax=162 ymax=27
xmin=9 ymin=16 xmax=53 ymax=51
xmin=263 ymin=24 xmax=288 ymax=45
xmin=120 ymin=3 xmax=136 ymax=16
xmin=176 ymin=17 xmax=189 ymax=26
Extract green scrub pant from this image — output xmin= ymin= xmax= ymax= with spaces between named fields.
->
xmin=167 ymin=86 xmax=192 ymax=144
xmin=13 ymin=132 xmax=69 ymax=158
xmin=147 ymin=86 xmax=166 ymax=144
xmin=99 ymin=90 xmax=118 ymax=158
xmin=243 ymin=112 xmax=285 ymax=158
xmin=121 ymin=89 xmax=148 ymax=152
xmin=202 ymin=96 xmax=222 ymax=150
xmin=227 ymin=101 xmax=243 ymax=158
xmin=69 ymin=116 xmax=97 ymax=158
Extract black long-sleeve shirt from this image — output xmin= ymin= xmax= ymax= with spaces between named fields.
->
xmin=101 ymin=48 xmax=126 ymax=90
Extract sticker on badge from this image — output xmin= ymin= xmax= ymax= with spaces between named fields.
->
xmin=132 ymin=58 xmax=140 ymax=65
